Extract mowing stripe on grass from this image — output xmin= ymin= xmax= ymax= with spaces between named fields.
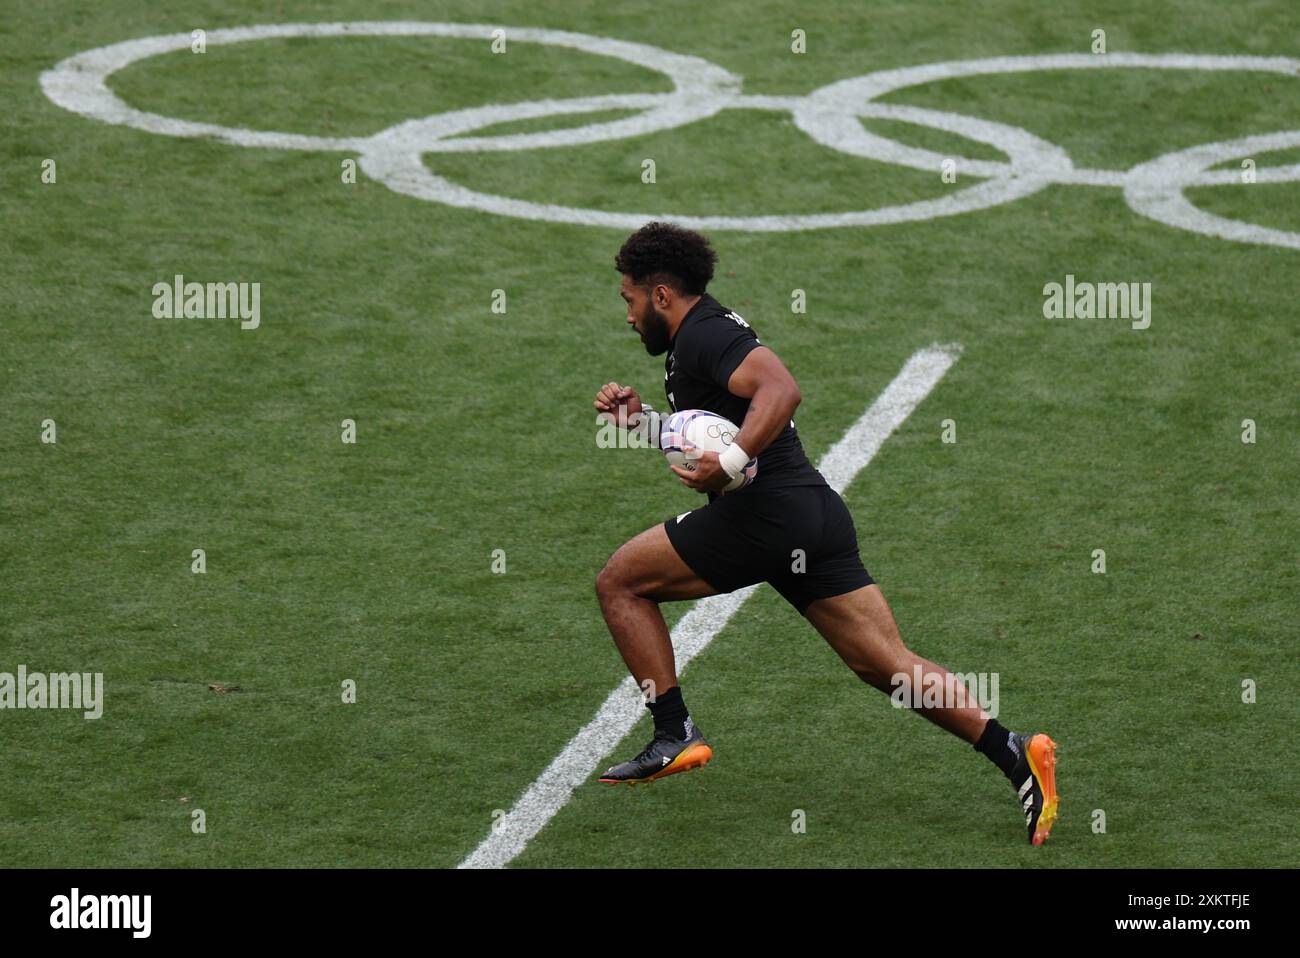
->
xmin=459 ymin=343 xmax=962 ymax=868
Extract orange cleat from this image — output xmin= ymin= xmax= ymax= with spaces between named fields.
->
xmin=599 ymin=726 xmax=713 ymax=785
xmin=1012 ymin=732 xmax=1059 ymax=845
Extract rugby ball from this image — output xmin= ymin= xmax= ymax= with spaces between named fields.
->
xmin=661 ymin=409 xmax=757 ymax=493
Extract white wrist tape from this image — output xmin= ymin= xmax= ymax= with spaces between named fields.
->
xmin=718 ymin=441 xmax=751 ymax=479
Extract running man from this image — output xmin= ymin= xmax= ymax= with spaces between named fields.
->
xmin=593 ymin=221 xmax=1058 ymax=844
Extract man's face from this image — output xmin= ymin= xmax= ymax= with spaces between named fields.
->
xmin=620 ymin=275 xmax=671 ymax=356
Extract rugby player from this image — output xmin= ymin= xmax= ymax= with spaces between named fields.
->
xmin=593 ymin=221 xmax=1059 ymax=845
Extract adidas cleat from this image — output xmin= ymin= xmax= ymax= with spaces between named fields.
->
xmin=1011 ymin=732 xmax=1059 ymax=845
xmin=599 ymin=725 xmax=713 ymax=785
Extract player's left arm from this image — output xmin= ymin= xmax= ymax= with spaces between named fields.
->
xmin=725 ymin=345 xmax=802 ymax=460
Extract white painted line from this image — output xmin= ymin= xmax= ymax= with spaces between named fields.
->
xmin=816 ymin=344 xmax=962 ymax=493
xmin=458 ymin=343 xmax=962 ymax=868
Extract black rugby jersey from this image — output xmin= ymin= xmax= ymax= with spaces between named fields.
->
xmin=663 ymin=293 xmax=825 ymax=493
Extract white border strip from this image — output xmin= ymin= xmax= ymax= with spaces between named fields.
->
xmin=458 ymin=343 xmax=962 ymax=868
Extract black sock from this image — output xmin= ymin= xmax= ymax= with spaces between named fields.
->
xmin=974 ymin=719 xmax=1021 ymax=780
xmin=647 ymin=685 xmax=691 ymax=740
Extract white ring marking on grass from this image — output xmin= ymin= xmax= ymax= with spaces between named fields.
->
xmin=39 ymin=21 xmax=741 ymax=153
xmin=1124 ymin=130 xmax=1300 ymax=251
xmin=41 ymin=26 xmax=1300 ymax=243
xmin=457 ymin=344 xmax=963 ymax=869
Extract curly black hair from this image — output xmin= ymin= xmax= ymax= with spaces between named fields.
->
xmin=613 ymin=221 xmax=718 ymax=296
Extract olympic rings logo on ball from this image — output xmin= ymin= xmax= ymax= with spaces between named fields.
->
xmin=39 ymin=21 xmax=1300 ymax=248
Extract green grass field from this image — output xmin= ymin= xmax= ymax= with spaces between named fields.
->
xmin=2 ymin=0 xmax=1297 ymax=869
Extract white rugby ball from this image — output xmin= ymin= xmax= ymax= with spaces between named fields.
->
xmin=661 ymin=409 xmax=757 ymax=492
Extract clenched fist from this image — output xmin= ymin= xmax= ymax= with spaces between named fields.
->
xmin=593 ymin=381 xmax=643 ymax=427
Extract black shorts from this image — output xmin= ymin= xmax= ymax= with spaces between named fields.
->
xmin=663 ymin=483 xmax=874 ymax=616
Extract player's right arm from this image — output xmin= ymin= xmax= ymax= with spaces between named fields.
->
xmin=594 ymin=382 xmax=661 ymax=447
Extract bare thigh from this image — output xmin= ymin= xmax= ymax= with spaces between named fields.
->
xmin=597 ymin=523 xmax=719 ymax=603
